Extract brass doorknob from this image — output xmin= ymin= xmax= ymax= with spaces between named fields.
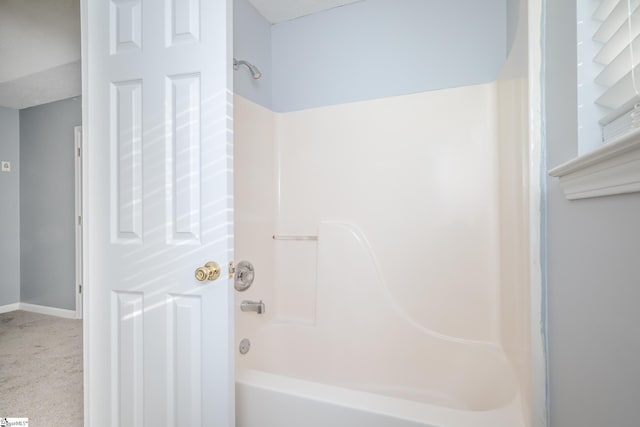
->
xmin=195 ymin=262 xmax=221 ymax=282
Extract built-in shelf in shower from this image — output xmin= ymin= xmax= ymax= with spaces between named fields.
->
xmin=272 ymin=235 xmax=318 ymax=241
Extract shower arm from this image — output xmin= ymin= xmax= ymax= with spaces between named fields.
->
xmin=233 ymin=58 xmax=262 ymax=80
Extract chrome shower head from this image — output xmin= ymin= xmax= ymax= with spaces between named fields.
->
xmin=233 ymin=58 xmax=262 ymax=79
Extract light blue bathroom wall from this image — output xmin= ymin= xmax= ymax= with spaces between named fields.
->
xmin=0 ymin=107 xmax=20 ymax=307
xmin=506 ymin=0 xmax=520 ymax=56
xmin=234 ymin=0 xmax=272 ymax=108
xmin=20 ymin=97 xmax=81 ymax=311
xmin=545 ymin=1 xmax=640 ymax=426
xmin=271 ymin=0 xmax=507 ymax=112
xmin=500 ymin=0 xmax=526 ymax=80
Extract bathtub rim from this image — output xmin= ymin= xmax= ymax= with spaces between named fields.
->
xmin=236 ymin=368 xmax=525 ymax=427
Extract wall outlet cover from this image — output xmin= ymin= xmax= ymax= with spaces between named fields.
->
xmin=1 ymin=161 xmax=10 ymax=172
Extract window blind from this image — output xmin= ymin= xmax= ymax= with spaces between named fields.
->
xmin=594 ymin=0 xmax=640 ymax=142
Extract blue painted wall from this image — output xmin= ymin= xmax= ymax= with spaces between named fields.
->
xmin=0 ymin=107 xmax=20 ymax=307
xmin=545 ymin=1 xmax=640 ymax=426
xmin=234 ymin=0 xmax=272 ymax=109
xmin=271 ymin=0 xmax=507 ymax=112
xmin=500 ymin=0 xmax=526 ymax=80
xmin=234 ymin=0 xmax=509 ymax=112
xmin=506 ymin=0 xmax=520 ymax=56
xmin=20 ymin=97 xmax=81 ymax=311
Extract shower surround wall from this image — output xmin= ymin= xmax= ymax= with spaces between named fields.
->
xmin=496 ymin=0 xmax=536 ymax=425
xmin=234 ymin=0 xmax=535 ymax=425
xmin=235 ymin=84 xmax=525 ymax=423
xmin=273 ymin=86 xmax=501 ymax=340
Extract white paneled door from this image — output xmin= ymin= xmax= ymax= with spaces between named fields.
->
xmin=84 ymin=0 xmax=234 ymax=426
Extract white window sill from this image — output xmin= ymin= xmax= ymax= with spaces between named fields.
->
xmin=548 ymin=130 xmax=640 ymax=200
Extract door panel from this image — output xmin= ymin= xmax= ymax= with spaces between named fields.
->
xmin=85 ymin=0 xmax=234 ymax=425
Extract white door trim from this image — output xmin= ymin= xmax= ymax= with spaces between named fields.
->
xmin=80 ymin=0 xmax=90 ymax=418
xmin=528 ymin=0 xmax=549 ymax=425
xmin=74 ymin=125 xmax=84 ymax=320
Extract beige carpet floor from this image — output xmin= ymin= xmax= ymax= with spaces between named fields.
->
xmin=0 ymin=310 xmax=83 ymax=426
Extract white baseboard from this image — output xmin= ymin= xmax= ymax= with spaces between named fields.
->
xmin=0 ymin=303 xmax=21 ymax=314
xmin=18 ymin=303 xmax=77 ymax=319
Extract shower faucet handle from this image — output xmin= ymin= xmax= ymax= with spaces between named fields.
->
xmin=232 ymin=260 xmax=255 ymax=292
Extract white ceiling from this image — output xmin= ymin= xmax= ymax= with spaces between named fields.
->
xmin=0 ymin=0 xmax=360 ymax=109
xmin=248 ymin=0 xmax=363 ymax=23
xmin=0 ymin=61 xmax=81 ymax=110
xmin=0 ymin=0 xmax=81 ymax=110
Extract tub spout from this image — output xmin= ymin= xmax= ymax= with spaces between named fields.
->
xmin=241 ymin=300 xmax=265 ymax=314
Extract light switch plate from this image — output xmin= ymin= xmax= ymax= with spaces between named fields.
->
xmin=1 ymin=161 xmax=10 ymax=172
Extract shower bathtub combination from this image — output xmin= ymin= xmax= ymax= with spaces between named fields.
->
xmin=235 ymin=222 xmax=527 ymax=427
xmin=232 ymin=0 xmax=539 ymax=426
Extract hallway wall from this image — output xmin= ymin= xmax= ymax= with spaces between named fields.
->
xmin=20 ymin=97 xmax=81 ymax=310
xmin=0 ymin=106 xmax=20 ymax=307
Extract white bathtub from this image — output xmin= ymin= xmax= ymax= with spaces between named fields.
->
xmin=234 ymin=222 xmax=526 ymax=427
xmin=236 ymin=369 xmax=524 ymax=427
